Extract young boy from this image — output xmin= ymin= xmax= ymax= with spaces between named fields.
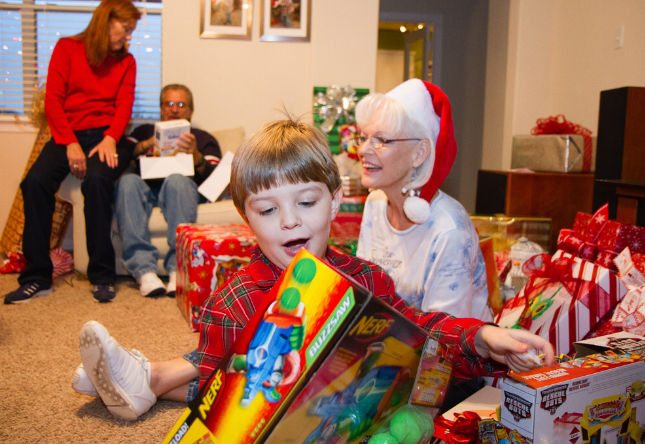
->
xmin=76 ymin=116 xmax=553 ymax=421
xmin=198 ymin=115 xmax=554 ymax=385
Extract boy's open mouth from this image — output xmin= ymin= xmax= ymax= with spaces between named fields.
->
xmin=283 ymin=238 xmax=309 ymax=252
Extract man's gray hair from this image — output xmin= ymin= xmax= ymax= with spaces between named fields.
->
xmin=160 ymin=84 xmax=194 ymax=111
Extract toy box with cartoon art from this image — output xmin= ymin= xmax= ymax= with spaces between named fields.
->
xmin=175 ymin=223 xmax=257 ymax=331
xmin=164 ymin=249 xmax=430 ymax=444
xmin=500 ymin=333 xmax=645 ymax=443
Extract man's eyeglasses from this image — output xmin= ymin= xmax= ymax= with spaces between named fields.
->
xmin=355 ymin=135 xmax=422 ymax=149
xmin=162 ymin=101 xmax=188 ymax=109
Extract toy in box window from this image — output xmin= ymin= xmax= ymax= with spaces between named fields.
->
xmin=302 ymin=341 xmax=413 ymax=443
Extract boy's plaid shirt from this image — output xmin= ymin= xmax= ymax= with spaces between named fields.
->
xmin=198 ymin=247 xmax=504 ymax=386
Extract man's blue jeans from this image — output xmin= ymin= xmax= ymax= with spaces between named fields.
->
xmin=115 ymin=173 xmax=199 ymax=278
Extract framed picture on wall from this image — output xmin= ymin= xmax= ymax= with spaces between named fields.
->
xmin=260 ymin=0 xmax=310 ymax=42
xmin=200 ymin=0 xmax=253 ymax=39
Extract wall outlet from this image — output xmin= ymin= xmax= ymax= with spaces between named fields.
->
xmin=615 ymin=25 xmax=624 ymax=49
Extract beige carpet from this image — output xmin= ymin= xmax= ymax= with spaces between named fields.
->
xmin=0 ymin=271 xmax=199 ymax=443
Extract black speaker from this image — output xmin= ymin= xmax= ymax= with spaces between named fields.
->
xmin=594 ymin=86 xmax=645 ymax=212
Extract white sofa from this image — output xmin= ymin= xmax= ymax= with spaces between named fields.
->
xmin=57 ymin=126 xmax=246 ymax=276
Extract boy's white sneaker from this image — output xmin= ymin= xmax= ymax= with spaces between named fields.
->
xmin=137 ymin=272 xmax=166 ymax=297
xmin=79 ymin=321 xmax=157 ymax=420
xmin=166 ymin=271 xmax=177 ymax=298
xmin=72 ymin=351 xmax=145 ymax=398
xmin=72 ymin=363 xmax=98 ymax=397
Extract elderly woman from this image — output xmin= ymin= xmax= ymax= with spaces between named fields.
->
xmin=356 ymin=79 xmax=492 ymax=321
xmin=4 ymin=0 xmax=141 ymax=304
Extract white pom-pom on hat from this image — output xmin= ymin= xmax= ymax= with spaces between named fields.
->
xmin=403 ymin=191 xmax=432 ymax=224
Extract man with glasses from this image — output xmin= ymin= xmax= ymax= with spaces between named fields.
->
xmin=115 ymin=84 xmax=221 ymax=298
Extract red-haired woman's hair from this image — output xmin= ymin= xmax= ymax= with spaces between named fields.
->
xmin=73 ymin=0 xmax=141 ymax=67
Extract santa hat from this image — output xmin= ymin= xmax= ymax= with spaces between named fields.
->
xmin=385 ymin=79 xmax=457 ymax=224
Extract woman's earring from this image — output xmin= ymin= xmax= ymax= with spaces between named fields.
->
xmin=402 ymin=169 xmax=418 ymax=195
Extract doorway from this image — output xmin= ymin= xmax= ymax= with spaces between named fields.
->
xmin=376 ymin=12 xmax=442 ymax=93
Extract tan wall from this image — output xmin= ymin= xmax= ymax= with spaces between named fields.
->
xmin=483 ymin=0 xmax=645 ymax=171
xmin=162 ymin=0 xmax=379 ymax=134
xmin=0 ymin=0 xmax=379 ymax=243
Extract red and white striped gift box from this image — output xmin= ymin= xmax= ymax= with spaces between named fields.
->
xmin=495 ymin=250 xmax=627 ymax=355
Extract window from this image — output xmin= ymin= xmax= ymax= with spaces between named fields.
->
xmin=0 ymin=0 xmax=162 ymax=120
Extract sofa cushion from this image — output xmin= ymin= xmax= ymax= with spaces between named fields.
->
xmin=211 ymin=126 xmax=245 ymax=157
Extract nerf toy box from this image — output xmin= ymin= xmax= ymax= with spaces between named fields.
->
xmin=163 ymin=249 xmax=430 ymax=444
xmin=500 ymin=333 xmax=645 ymax=443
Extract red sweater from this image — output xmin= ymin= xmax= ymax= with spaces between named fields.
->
xmin=44 ymin=38 xmax=136 ymax=145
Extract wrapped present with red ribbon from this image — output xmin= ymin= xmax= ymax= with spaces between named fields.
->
xmin=557 ymin=203 xmax=645 ymax=273
xmin=0 ymin=249 xmax=72 ymax=277
xmin=511 ymin=115 xmax=596 ymax=173
xmin=176 ymin=223 xmax=256 ymax=331
xmin=50 ymin=247 xmax=73 ymax=278
xmin=495 ymin=250 xmax=627 ymax=356
xmin=0 ymin=251 xmax=27 ymax=274
xmin=610 ymin=247 xmax=645 ymax=336
xmin=596 ymin=220 xmax=645 ymax=269
xmin=434 ymin=411 xmax=482 ymax=444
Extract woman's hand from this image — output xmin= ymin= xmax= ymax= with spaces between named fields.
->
xmin=67 ymin=142 xmax=87 ymax=179
xmin=88 ymin=135 xmax=119 ymax=168
xmin=474 ymin=325 xmax=555 ymax=373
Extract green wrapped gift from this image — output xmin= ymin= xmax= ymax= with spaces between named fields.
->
xmin=313 ymin=86 xmax=369 ymax=154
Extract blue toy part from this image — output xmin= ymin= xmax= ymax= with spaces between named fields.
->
xmin=240 ymin=319 xmax=293 ymax=407
xmin=230 ymin=297 xmax=307 ymax=407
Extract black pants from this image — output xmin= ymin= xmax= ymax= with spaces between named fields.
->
xmin=19 ymin=127 xmax=133 ymax=287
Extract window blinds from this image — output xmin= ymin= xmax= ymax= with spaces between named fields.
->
xmin=0 ymin=0 xmax=162 ymax=120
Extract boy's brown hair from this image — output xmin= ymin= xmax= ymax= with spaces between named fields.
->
xmin=231 ymin=115 xmax=342 ymax=214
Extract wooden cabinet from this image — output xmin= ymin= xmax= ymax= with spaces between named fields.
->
xmin=475 ymin=170 xmax=595 ymax=252
xmin=596 ymin=179 xmax=645 ymax=226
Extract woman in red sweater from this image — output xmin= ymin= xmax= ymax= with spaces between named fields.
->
xmin=4 ymin=0 xmax=141 ymax=304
